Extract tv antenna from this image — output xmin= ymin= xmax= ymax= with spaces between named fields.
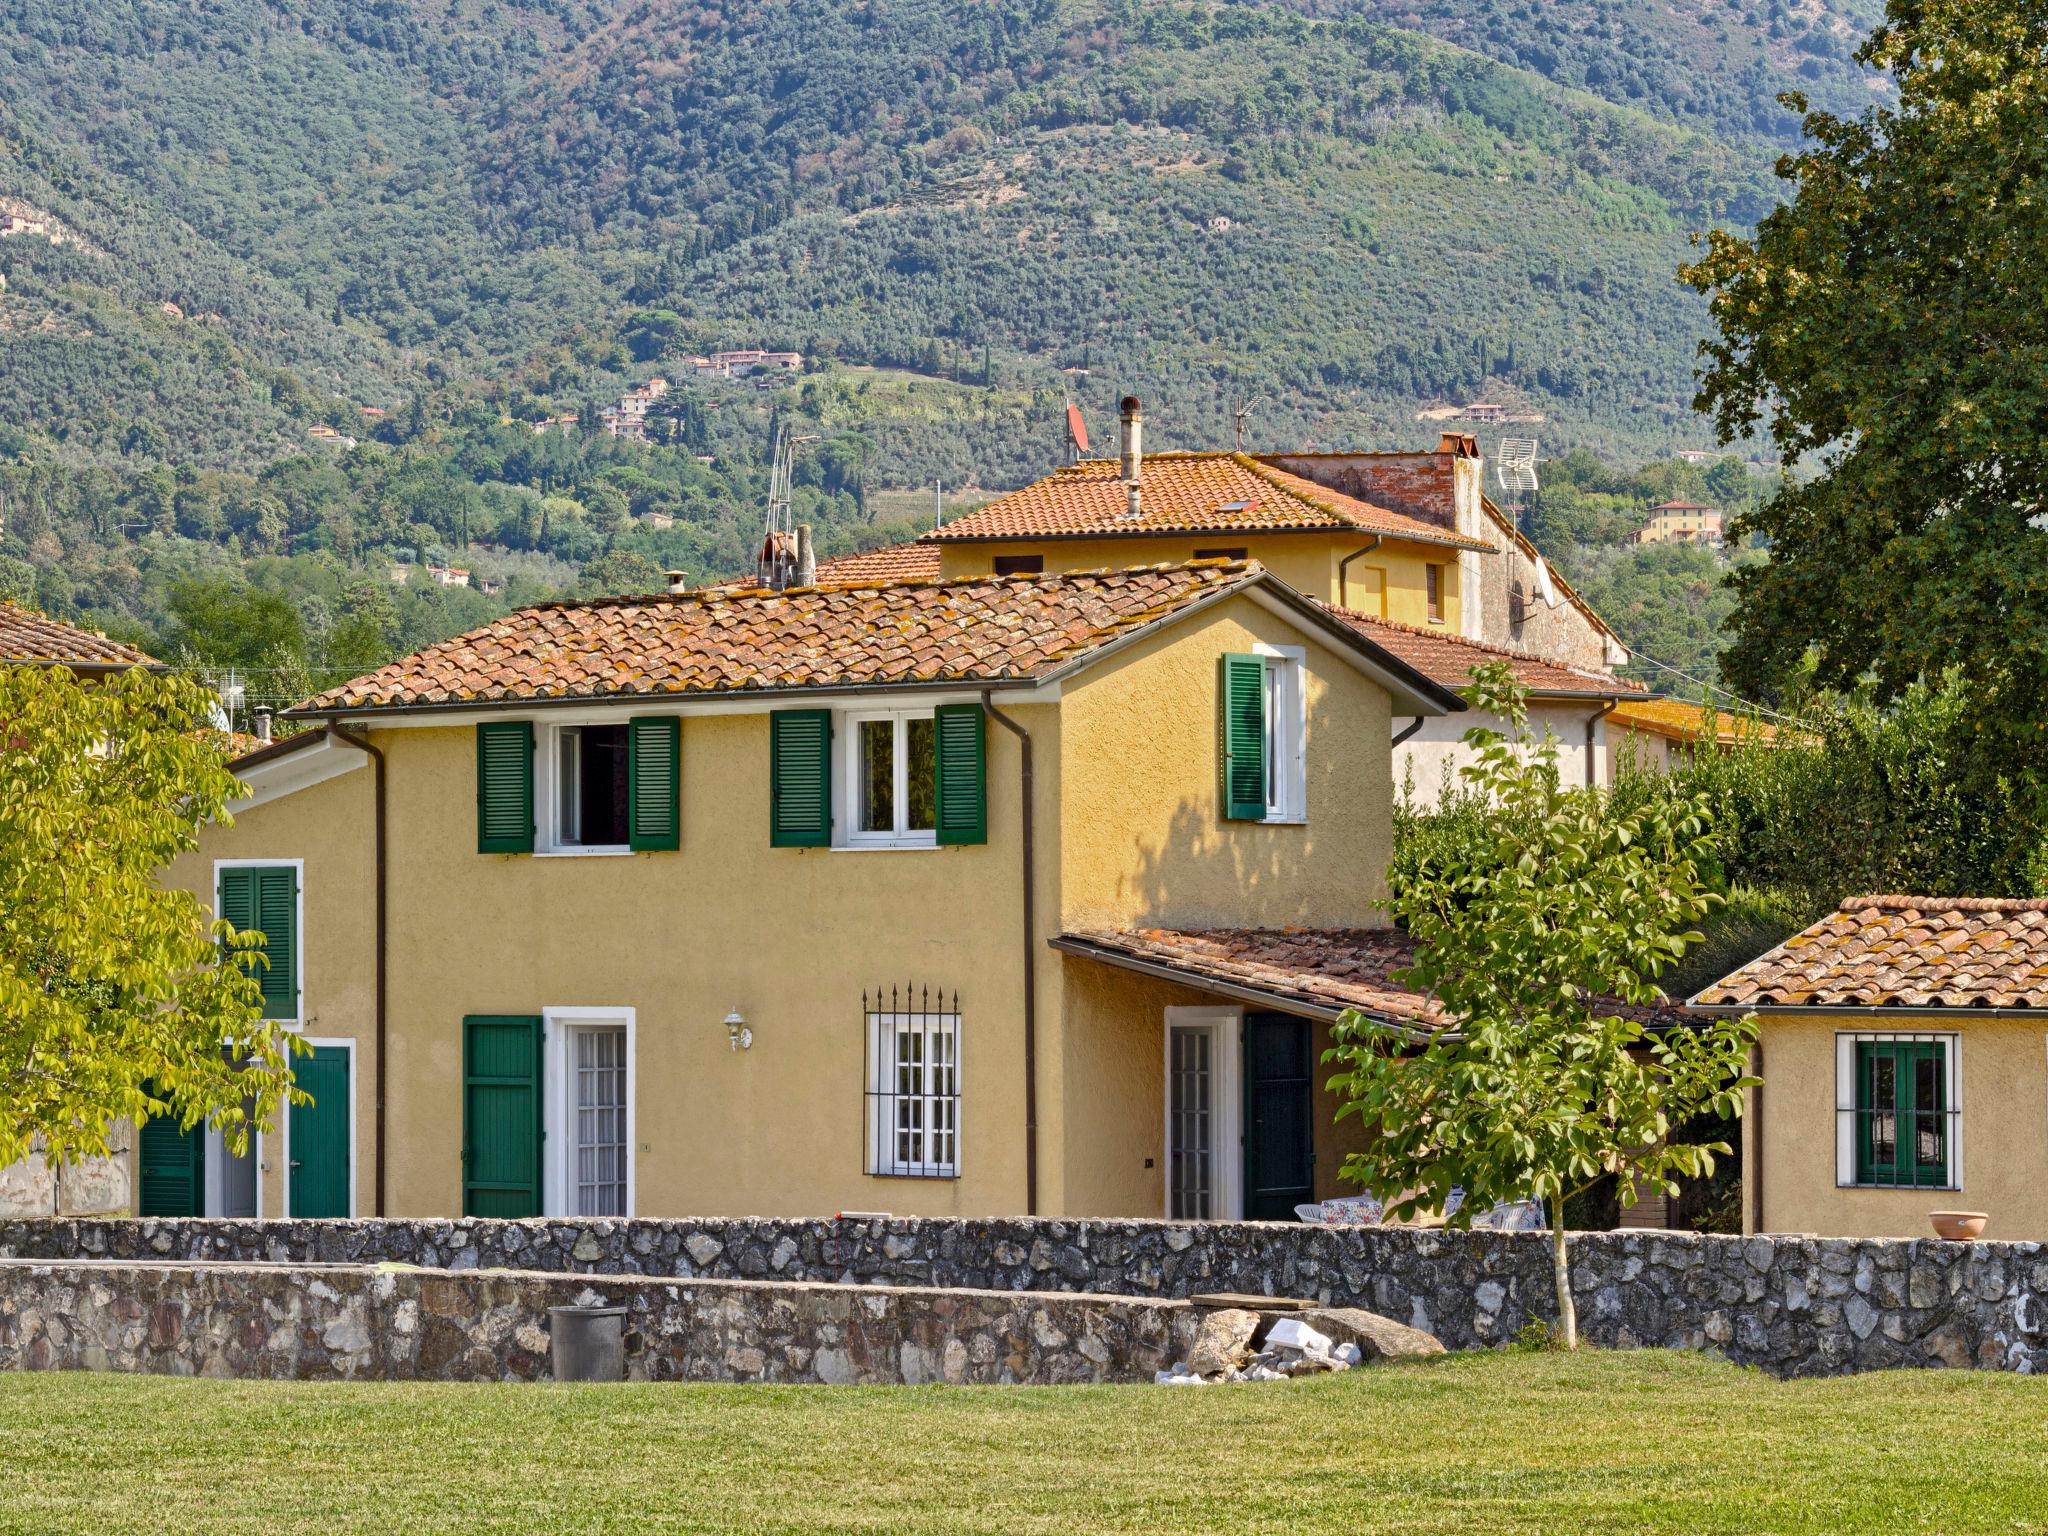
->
xmin=1497 ymin=437 xmax=1539 ymax=532
xmin=759 ymin=422 xmax=818 ymax=587
xmin=1232 ymin=394 xmax=1265 ymax=452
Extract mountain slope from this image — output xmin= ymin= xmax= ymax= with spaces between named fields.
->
xmin=0 ymin=0 xmax=1885 ymax=480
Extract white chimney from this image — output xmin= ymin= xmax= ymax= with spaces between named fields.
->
xmin=253 ymin=707 xmax=273 ymax=744
xmin=1119 ymin=395 xmax=1143 ymax=518
xmin=665 ymin=570 xmax=689 ymax=595
xmin=795 ymin=524 xmax=816 ymax=586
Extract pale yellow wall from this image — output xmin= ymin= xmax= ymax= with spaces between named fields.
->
xmin=1055 ymin=591 xmax=1394 ymax=931
xmin=1748 ymin=1014 xmax=2048 ymax=1240
xmin=936 ymin=533 xmax=1462 ymax=630
xmin=159 ymin=757 xmax=378 ymax=1220
xmin=1057 ymin=958 xmax=1376 ymax=1217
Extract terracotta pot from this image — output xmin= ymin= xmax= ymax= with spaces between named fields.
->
xmin=1929 ymin=1210 xmax=1988 ymax=1242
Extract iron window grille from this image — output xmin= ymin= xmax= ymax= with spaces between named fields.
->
xmin=1837 ymin=1032 xmax=1961 ymax=1190
xmin=865 ymin=984 xmax=961 ymax=1179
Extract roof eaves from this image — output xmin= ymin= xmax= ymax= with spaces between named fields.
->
xmin=227 ymin=726 xmax=332 ymax=771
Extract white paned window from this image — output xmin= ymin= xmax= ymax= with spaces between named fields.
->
xmin=573 ymin=1025 xmax=628 ymax=1216
xmin=844 ymin=709 xmax=937 ymax=847
xmin=865 ymin=1009 xmax=960 ymax=1177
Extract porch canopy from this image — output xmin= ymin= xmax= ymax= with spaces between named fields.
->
xmin=1052 ymin=925 xmax=1687 ymax=1038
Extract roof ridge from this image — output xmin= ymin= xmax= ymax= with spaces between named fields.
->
xmin=1841 ymin=894 xmax=2048 ymax=914
xmin=530 ymin=558 xmax=1258 ymax=612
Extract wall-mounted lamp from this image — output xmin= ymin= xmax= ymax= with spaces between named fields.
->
xmin=723 ymin=1007 xmax=753 ymax=1052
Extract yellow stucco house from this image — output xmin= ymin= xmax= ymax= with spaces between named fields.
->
xmin=1692 ymin=896 xmax=2048 ymax=1240
xmin=145 ymin=560 xmax=1482 ymax=1223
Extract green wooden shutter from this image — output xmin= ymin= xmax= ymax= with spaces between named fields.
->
xmin=476 ymin=721 xmax=535 ymax=853
xmin=933 ymin=703 xmax=987 ymax=846
xmin=770 ymin=709 xmax=832 ymax=847
xmin=253 ymin=866 xmax=298 ymax=1020
xmin=1220 ymin=653 xmax=1267 ymax=821
xmin=628 ymin=715 xmax=681 ymax=852
xmin=219 ymin=866 xmax=296 ymax=1019
xmin=462 ymin=1016 xmax=543 ymax=1218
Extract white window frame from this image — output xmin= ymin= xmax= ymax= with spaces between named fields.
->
xmin=534 ymin=723 xmax=634 ymax=857
xmin=1834 ymin=1030 xmax=1962 ymax=1190
xmin=277 ymin=1035 xmax=358 ymax=1219
xmin=214 ymin=857 xmax=305 ymax=1026
xmin=203 ymin=1119 xmax=263 ymax=1219
xmin=543 ymin=1007 xmax=636 ymax=1217
xmin=1253 ymin=644 xmax=1307 ymax=824
xmin=840 ymin=706 xmax=939 ymax=849
xmin=865 ymin=1007 xmax=962 ymax=1178
xmin=1162 ymin=1006 xmax=1244 ymax=1220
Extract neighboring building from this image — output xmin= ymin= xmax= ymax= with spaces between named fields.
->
xmin=813 ymin=542 xmax=943 ymax=583
xmin=426 ymin=565 xmax=471 ymax=589
xmin=0 ymin=605 xmax=157 ymax=1220
xmin=1694 ymin=896 xmax=2048 ymax=1239
xmin=146 ymin=561 xmax=1477 ymax=1221
xmin=1634 ymin=500 xmax=1725 ymax=546
xmin=0 ymin=601 xmax=156 ymax=676
xmin=1319 ymin=609 xmax=1645 ymax=801
xmin=602 ymin=378 xmax=670 ymax=441
xmin=1606 ymin=695 xmax=1785 ymax=773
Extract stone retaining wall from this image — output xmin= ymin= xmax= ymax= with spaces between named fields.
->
xmin=6 ymin=1216 xmax=2046 ymax=1377
xmin=0 ymin=1259 xmax=1195 ymax=1384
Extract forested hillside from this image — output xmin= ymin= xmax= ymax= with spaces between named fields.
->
xmin=0 ymin=0 xmax=1880 ymax=703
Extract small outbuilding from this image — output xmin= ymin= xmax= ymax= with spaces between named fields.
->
xmin=1691 ymin=896 xmax=2048 ymax=1240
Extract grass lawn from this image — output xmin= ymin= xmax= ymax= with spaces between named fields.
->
xmin=3 ymin=1350 xmax=2044 ymax=1534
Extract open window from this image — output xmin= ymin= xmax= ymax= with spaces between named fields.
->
xmin=555 ymin=723 xmax=631 ymax=850
xmin=1220 ymin=648 xmax=1306 ymax=823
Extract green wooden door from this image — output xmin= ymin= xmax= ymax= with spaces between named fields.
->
xmin=137 ymin=1109 xmax=205 ymax=1217
xmin=464 ymin=1016 xmax=543 ymax=1217
xmin=289 ymin=1046 xmax=352 ymax=1218
xmin=1243 ymin=1014 xmax=1315 ymax=1220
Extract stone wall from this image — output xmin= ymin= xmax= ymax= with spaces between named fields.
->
xmin=6 ymin=1216 xmax=2045 ymax=1377
xmin=0 ymin=1132 xmax=130 ymax=1220
xmin=0 ymin=1259 xmax=1195 ymax=1384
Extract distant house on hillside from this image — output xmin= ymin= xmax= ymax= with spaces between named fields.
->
xmin=1633 ymin=500 xmax=1724 ymax=546
xmin=426 ymin=564 xmax=471 ymax=588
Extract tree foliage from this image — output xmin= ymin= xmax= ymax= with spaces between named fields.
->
xmin=1682 ymin=0 xmax=2048 ymax=784
xmin=0 ymin=665 xmax=299 ymax=1168
xmin=1329 ymin=666 xmax=1757 ymax=1347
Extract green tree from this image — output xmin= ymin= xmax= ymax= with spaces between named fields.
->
xmin=578 ymin=550 xmax=666 ymax=597
xmin=0 ymin=665 xmax=300 ymax=1168
xmin=1682 ymin=1 xmax=2048 ymax=779
xmin=163 ymin=578 xmax=308 ymax=672
xmin=1327 ymin=667 xmax=1757 ymax=1348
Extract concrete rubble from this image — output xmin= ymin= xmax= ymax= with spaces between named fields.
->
xmin=1155 ymin=1307 xmax=1430 ymax=1384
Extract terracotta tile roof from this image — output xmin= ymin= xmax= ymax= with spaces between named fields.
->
xmin=813 ymin=541 xmax=942 ymax=583
xmin=1608 ymin=696 xmax=1783 ymax=745
xmin=1320 ymin=606 xmax=1644 ymax=698
xmin=0 ymin=601 xmax=155 ymax=667
xmin=926 ymin=453 xmax=1492 ymax=551
xmin=1055 ymin=927 xmax=1686 ymax=1032
xmin=1691 ymin=896 xmax=2048 ymax=1011
xmin=293 ymin=562 xmax=1267 ymax=714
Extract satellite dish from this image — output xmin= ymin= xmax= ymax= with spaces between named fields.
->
xmin=1497 ymin=438 xmax=1539 ymax=495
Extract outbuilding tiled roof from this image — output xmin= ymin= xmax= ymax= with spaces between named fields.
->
xmin=1320 ymin=606 xmax=1643 ymax=698
xmin=1054 ymin=927 xmax=1685 ymax=1032
xmin=1691 ymin=896 xmax=2048 ymax=1011
xmin=814 ymin=541 xmax=942 ymax=583
xmin=1608 ymin=695 xmax=1783 ymax=746
xmin=293 ymin=562 xmax=1268 ymax=714
xmin=926 ymin=453 xmax=1492 ymax=551
xmin=0 ymin=601 xmax=155 ymax=667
